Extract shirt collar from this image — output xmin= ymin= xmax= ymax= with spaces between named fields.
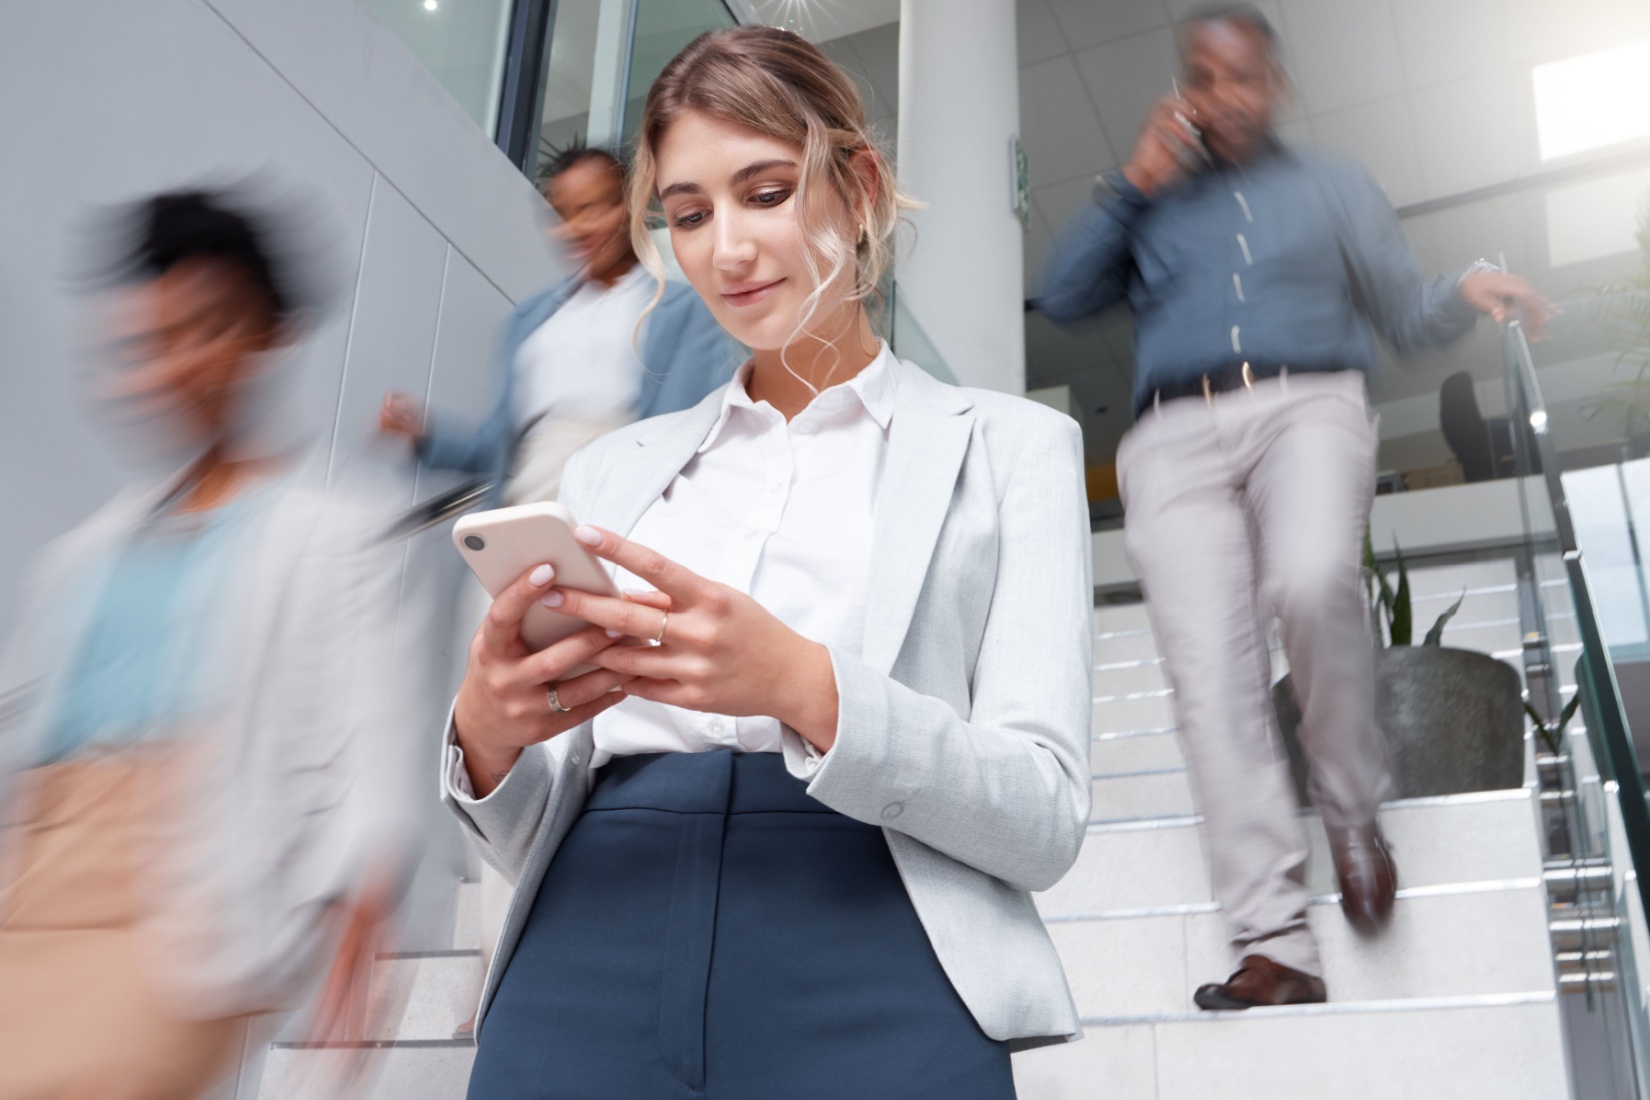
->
xmin=696 ymin=340 xmax=899 ymax=454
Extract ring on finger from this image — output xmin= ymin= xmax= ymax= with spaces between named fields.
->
xmin=547 ymin=683 xmax=570 ymax=714
xmin=653 ymin=612 xmax=669 ymax=646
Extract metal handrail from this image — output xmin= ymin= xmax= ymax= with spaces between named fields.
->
xmin=1503 ymin=317 xmax=1650 ymax=931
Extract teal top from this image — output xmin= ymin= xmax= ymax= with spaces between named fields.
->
xmin=37 ymin=490 xmax=264 ymax=766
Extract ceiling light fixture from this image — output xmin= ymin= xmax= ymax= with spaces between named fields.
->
xmin=1533 ymin=39 xmax=1650 ymax=160
xmin=423 ymin=0 xmax=438 ymax=10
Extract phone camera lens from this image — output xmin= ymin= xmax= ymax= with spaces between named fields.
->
xmin=463 ymin=535 xmax=486 ymax=551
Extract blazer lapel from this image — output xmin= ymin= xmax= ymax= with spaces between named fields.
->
xmin=861 ymin=365 xmax=976 ymax=674
xmin=582 ymin=395 xmax=727 ymax=539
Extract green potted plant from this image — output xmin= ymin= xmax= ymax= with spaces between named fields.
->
xmin=1271 ymin=535 xmax=1526 ymax=802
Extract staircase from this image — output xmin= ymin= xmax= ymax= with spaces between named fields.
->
xmin=250 ymin=881 xmax=482 ymax=1099
xmin=1011 ymin=593 xmax=1574 ymax=1099
xmin=249 ymin=561 xmax=1585 ymax=1099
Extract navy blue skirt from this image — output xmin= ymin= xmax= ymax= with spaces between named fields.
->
xmin=467 ymin=750 xmax=1013 ymax=1100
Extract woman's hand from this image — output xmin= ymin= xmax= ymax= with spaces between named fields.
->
xmin=453 ymin=562 xmax=635 ymax=797
xmin=544 ymin=526 xmax=841 ymax=753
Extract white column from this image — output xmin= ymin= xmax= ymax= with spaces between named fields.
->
xmin=586 ymin=0 xmax=637 ymax=146
xmin=896 ymin=0 xmax=1024 ymax=395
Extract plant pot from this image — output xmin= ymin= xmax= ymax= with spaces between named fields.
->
xmin=1271 ymin=646 xmax=1524 ymax=804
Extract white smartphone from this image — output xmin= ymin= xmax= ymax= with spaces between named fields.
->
xmin=452 ymin=502 xmax=620 ymax=653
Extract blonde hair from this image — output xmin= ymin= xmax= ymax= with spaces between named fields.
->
xmin=629 ymin=26 xmax=915 ymax=383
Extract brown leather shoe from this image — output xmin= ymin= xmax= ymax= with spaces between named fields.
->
xmin=1329 ymin=821 xmax=1398 ymax=934
xmin=1194 ymin=954 xmax=1327 ymax=1010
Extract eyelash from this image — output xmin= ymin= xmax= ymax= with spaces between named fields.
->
xmin=671 ymin=187 xmax=793 ymax=230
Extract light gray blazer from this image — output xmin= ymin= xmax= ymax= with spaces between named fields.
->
xmin=442 ymin=360 xmax=1094 ymax=1050
xmin=0 ymin=451 xmax=421 ymax=1017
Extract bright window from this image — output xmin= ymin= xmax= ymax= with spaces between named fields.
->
xmin=1533 ymin=39 xmax=1650 ymax=161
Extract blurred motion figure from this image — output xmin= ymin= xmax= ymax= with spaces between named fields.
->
xmin=1039 ymin=4 xmax=1549 ymax=1010
xmin=379 ymin=143 xmax=735 ymax=506
xmin=0 ymin=190 xmax=417 ymax=1099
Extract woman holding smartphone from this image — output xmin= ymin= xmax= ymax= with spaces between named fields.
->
xmin=443 ymin=26 xmax=1092 ymax=1100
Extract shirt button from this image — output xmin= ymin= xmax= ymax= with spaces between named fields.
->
xmin=710 ymin=718 xmax=725 ymax=735
xmin=796 ymin=419 xmax=817 ymax=435
xmin=881 ymin=802 xmax=904 ymax=820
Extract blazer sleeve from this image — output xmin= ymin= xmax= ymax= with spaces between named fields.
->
xmin=437 ymin=444 xmax=601 ymax=882
xmin=802 ymin=416 xmax=1094 ymax=893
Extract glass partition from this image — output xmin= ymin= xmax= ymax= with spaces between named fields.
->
xmin=622 ymin=0 xmax=738 ymax=146
xmin=367 ymin=0 xmax=514 ymax=134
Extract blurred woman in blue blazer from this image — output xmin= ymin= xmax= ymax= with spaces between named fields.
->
xmin=379 ymin=144 xmax=737 ymax=507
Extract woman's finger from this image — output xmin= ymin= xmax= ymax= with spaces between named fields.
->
xmin=548 ymin=666 xmax=634 ymax=710
xmin=521 ymin=623 xmax=624 ymax=684
xmin=573 ymin=525 xmax=705 ymax=603
xmin=622 ymin=588 xmax=672 ymax=612
xmin=542 ymin=588 xmax=668 ymax=643
xmin=586 ymin=641 xmax=681 ymax=680
xmin=480 ymin=563 xmax=558 ymax=656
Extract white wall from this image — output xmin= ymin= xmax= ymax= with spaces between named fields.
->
xmin=0 ymin=0 xmax=564 ymax=625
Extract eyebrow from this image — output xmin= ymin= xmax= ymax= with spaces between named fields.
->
xmin=658 ymin=159 xmax=798 ymax=201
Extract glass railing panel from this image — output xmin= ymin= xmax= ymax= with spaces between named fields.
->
xmin=886 ymin=281 xmax=958 ymax=385
xmin=1506 ymin=315 xmax=1650 ymax=1099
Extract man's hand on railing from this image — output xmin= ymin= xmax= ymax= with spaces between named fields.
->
xmin=1461 ymin=270 xmax=1554 ymax=341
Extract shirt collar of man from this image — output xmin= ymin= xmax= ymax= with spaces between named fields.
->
xmin=696 ymin=340 xmax=899 ymax=455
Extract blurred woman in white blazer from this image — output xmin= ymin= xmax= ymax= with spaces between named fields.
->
xmin=441 ymin=26 xmax=1093 ymax=1100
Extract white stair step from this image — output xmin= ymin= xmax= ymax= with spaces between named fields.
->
xmin=257 ymin=1041 xmax=475 ymax=1100
xmin=1046 ymin=882 xmax=1553 ymax=1019
xmin=1089 ymin=659 xmax=1167 ymax=696
xmin=1092 ymin=629 xmax=1161 ymax=665
xmin=366 ymin=952 xmax=484 ymax=1042
xmin=452 ymin=879 xmax=481 ymax=952
xmin=1039 ymin=789 xmax=1544 ymax=915
xmin=1093 ymin=604 xmax=1153 ymax=635
xmin=1091 ymin=769 xmax=1195 ymax=822
xmin=1091 ymin=730 xmax=1182 ymax=774
xmin=1012 ymin=994 xmax=1567 ymax=1100
xmin=1092 ymin=693 xmax=1175 ymax=736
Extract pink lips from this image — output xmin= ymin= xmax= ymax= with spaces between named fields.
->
xmin=721 ymin=278 xmax=785 ymax=308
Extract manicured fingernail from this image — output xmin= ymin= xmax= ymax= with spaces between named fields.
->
xmin=574 ymin=525 xmax=602 ymax=547
xmin=529 ymin=564 xmax=554 ymax=586
xmin=605 ymin=629 xmax=623 ymax=639
xmin=539 ymin=590 xmax=565 ymax=608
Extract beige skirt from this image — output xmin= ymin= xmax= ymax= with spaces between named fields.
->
xmin=0 ymin=752 xmax=244 ymax=1100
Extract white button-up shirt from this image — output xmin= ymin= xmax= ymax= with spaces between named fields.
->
xmin=511 ymin=264 xmax=653 ymax=429
xmin=588 ymin=342 xmax=896 ymax=764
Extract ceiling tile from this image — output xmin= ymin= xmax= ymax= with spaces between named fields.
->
xmin=1045 ymin=0 xmax=1172 ymax=52
xmin=1018 ymin=0 xmax=1068 ymax=66
xmin=1504 ymin=0 xmax=1650 ymax=66
xmin=1275 ymin=116 xmax=1314 ymax=150
xmin=1019 ymin=56 xmax=1117 ymax=189
xmin=1073 ymin=27 xmax=1180 ymax=166
xmin=1408 ymin=69 xmax=1528 ymax=197
xmin=1280 ymin=0 xmax=1406 ymax=114
xmin=1308 ymin=95 xmax=1428 ymax=207
xmin=1390 ymin=0 xmax=1507 ymax=89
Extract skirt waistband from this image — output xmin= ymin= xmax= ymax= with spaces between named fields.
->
xmin=583 ymin=750 xmax=831 ymax=816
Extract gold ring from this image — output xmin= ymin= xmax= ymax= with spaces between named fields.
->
xmin=653 ymin=612 xmax=669 ymax=646
xmin=547 ymin=683 xmax=569 ymax=714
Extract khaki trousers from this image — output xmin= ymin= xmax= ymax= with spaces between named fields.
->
xmin=1116 ymin=370 xmax=1392 ymax=977
xmin=0 ymin=753 xmax=245 ymax=1100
